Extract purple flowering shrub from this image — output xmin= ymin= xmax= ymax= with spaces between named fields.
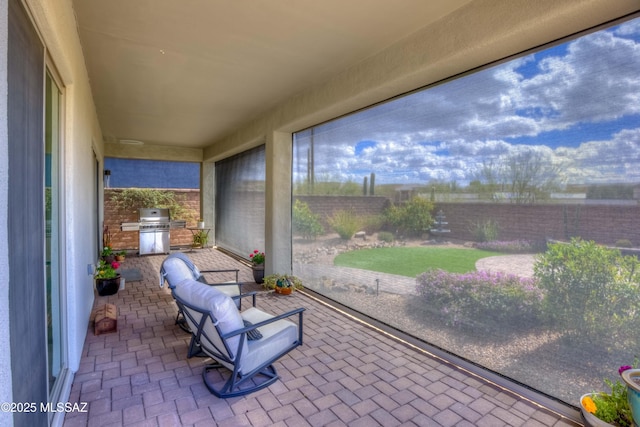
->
xmin=415 ymin=269 xmax=544 ymax=328
xmin=474 ymin=240 xmax=539 ymax=253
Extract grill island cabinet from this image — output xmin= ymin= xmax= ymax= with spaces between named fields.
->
xmin=139 ymin=208 xmax=171 ymax=255
xmin=121 ymin=208 xmax=186 ymax=255
xmin=94 ymin=303 xmax=117 ymax=335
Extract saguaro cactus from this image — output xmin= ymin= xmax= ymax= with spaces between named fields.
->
xmin=369 ymin=172 xmax=375 ymax=195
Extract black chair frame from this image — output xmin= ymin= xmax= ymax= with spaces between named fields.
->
xmin=172 ymin=290 xmax=305 ymax=398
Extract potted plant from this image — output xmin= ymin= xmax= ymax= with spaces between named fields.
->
xmin=262 ymin=274 xmax=303 ymax=295
xmin=95 ymin=259 xmax=121 ymax=296
xmin=249 ymin=250 xmax=265 ymax=283
xmin=115 ymin=250 xmax=126 ymax=262
xmin=580 ymin=361 xmax=638 ymax=426
xmin=192 ymin=230 xmax=209 ymax=248
xmin=100 ymin=246 xmax=114 ymax=263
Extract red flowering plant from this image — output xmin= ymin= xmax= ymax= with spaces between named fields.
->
xmin=581 ymin=360 xmax=638 ymax=426
xmin=95 ymin=259 xmax=120 ymax=279
xmin=249 ymin=250 xmax=265 ymax=265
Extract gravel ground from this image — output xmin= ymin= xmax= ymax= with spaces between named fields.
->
xmin=292 ymin=233 xmax=633 ymax=406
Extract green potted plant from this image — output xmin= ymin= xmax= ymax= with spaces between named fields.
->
xmin=580 ymin=360 xmax=638 ymax=426
xmin=115 ymin=250 xmax=126 ymax=262
xmin=95 ymin=259 xmax=121 ymax=296
xmin=249 ymin=250 xmax=265 ymax=283
xmin=262 ymin=274 xmax=303 ymax=295
xmin=192 ymin=230 xmax=209 ymax=248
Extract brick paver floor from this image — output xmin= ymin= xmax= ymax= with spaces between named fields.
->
xmin=63 ymin=248 xmax=581 ymax=427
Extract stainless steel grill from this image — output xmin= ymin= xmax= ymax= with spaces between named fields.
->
xmin=138 ymin=208 xmax=171 ymax=255
xmin=119 ymin=208 xmax=186 ymax=255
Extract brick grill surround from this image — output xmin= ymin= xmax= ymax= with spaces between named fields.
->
xmin=105 ymin=189 xmax=200 ymax=250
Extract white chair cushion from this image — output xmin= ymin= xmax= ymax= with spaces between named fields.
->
xmin=240 ymin=308 xmax=298 ymax=374
xmin=161 ymin=257 xmax=197 ymax=288
xmin=215 ymin=284 xmax=241 ymax=299
xmin=173 ymin=279 xmax=248 ymax=361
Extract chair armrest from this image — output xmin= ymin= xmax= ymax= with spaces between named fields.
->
xmin=200 ymin=268 xmax=239 ymax=282
xmin=222 ymin=307 xmax=305 ymax=344
xmin=231 ymin=291 xmax=257 ymax=307
xmin=207 ymin=281 xmax=243 ymax=292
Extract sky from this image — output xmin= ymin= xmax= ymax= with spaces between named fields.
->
xmin=104 ymin=158 xmax=199 ymax=188
xmin=293 ymin=17 xmax=640 ymax=188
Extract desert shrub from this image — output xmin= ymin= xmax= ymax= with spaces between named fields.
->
xmin=534 ymin=238 xmax=640 ymax=343
xmin=384 ymin=196 xmax=434 ymax=237
xmin=475 ymin=240 xmax=538 ymax=253
xmin=377 ymin=231 xmax=395 ymax=243
xmin=110 ymin=188 xmax=194 ymax=221
xmin=416 ymin=269 xmax=543 ymax=329
xmin=292 ymin=200 xmax=324 ymax=239
xmin=328 ymin=209 xmax=361 ymax=240
xmin=469 ymin=219 xmax=499 ymax=242
xmin=361 ymin=214 xmax=385 ymax=234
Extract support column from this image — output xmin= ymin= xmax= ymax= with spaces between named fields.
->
xmin=201 ymin=161 xmax=215 ymax=241
xmin=265 ymin=131 xmax=292 ymax=275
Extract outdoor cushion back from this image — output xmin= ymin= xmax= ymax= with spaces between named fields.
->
xmin=160 ymin=253 xmax=240 ymax=304
xmin=160 ymin=256 xmax=197 ymax=288
xmin=173 ymin=279 xmax=248 ymax=364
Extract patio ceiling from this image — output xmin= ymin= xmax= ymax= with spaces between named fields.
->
xmin=72 ymin=0 xmax=473 ymax=150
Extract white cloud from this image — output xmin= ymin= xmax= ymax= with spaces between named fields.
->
xmin=295 ymin=19 xmax=640 ymax=186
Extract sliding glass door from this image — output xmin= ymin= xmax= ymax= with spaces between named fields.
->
xmin=45 ymin=70 xmax=66 ymax=404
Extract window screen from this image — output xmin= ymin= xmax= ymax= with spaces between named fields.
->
xmin=292 ymin=16 xmax=640 ymax=406
xmin=215 ymin=146 xmax=266 ymax=259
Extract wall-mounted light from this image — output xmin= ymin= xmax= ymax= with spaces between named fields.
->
xmin=104 ymin=169 xmax=111 ymax=188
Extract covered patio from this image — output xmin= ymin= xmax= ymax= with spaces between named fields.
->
xmin=4 ymin=1 xmax=639 ymax=426
xmin=63 ymin=249 xmax=577 ymax=427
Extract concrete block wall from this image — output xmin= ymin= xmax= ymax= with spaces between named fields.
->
xmin=294 ymin=195 xmax=391 ymax=232
xmin=435 ymin=202 xmax=640 ymax=246
xmin=104 ymin=190 xmax=640 ymax=251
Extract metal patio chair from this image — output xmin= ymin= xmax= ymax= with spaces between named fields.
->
xmin=172 ymin=278 xmax=305 ymax=398
xmin=160 ymin=252 xmax=242 ymax=331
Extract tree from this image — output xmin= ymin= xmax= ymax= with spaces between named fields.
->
xmin=476 ymin=149 xmax=562 ymax=204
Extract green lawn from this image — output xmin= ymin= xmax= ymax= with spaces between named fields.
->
xmin=333 ymin=246 xmax=499 ymax=277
